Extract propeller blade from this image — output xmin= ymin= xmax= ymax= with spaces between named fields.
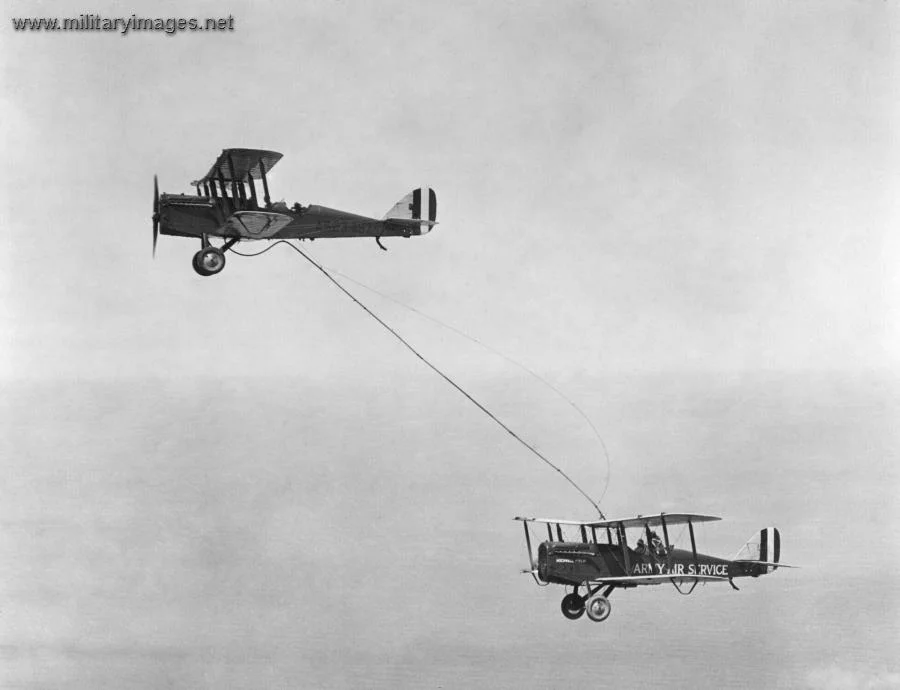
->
xmin=152 ymin=174 xmax=159 ymax=258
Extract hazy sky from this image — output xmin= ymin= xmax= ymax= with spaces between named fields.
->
xmin=1 ymin=1 xmax=898 ymax=688
xmin=2 ymin=0 xmax=896 ymax=381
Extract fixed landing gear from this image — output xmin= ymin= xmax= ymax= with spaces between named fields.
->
xmin=192 ymin=246 xmax=226 ymax=276
xmin=192 ymin=236 xmax=240 ymax=276
xmin=560 ymin=586 xmax=614 ymax=622
xmin=585 ymin=595 xmax=612 ymax=622
xmin=561 ymin=593 xmax=585 ymax=620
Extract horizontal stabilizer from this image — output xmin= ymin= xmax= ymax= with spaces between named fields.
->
xmin=734 ymin=560 xmax=799 ymax=569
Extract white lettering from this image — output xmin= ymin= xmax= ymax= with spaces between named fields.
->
xmin=696 ymin=563 xmax=729 ymax=577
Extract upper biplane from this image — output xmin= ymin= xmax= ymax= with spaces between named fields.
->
xmin=151 ymin=148 xmax=437 ymax=276
xmin=516 ymin=512 xmax=794 ymax=622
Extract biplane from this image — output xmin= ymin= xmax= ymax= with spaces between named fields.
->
xmin=516 ymin=512 xmax=793 ymax=622
xmin=151 ymin=148 xmax=437 ymax=276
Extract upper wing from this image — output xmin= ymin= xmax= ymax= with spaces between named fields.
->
xmin=194 ymin=148 xmax=283 ymax=185
xmin=514 ymin=513 xmax=722 ymax=529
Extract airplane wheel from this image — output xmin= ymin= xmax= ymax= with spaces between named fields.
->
xmin=192 ymin=252 xmax=210 ymax=276
xmin=193 ymin=247 xmax=225 ymax=276
xmin=585 ymin=595 xmax=611 ymax=622
xmin=560 ymin=593 xmax=585 ymax=620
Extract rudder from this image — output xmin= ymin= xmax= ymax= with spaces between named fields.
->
xmin=383 ymin=187 xmax=437 ymax=234
xmin=759 ymin=526 xmax=780 ymax=566
xmin=735 ymin=527 xmax=781 ymax=573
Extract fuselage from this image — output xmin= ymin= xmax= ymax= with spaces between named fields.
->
xmin=158 ymin=193 xmax=422 ymax=241
xmin=538 ymin=541 xmax=767 ymax=586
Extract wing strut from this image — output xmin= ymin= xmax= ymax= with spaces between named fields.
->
xmin=618 ymin=523 xmax=631 ymax=574
xmin=522 ymin=520 xmax=534 ymax=568
xmin=259 ymin=157 xmax=271 ymax=208
xmin=247 ymin=174 xmax=258 ymax=209
xmin=227 ymin=152 xmax=240 ymax=208
xmin=660 ymin=513 xmax=673 ymax=570
xmin=688 ymin=519 xmax=699 ymax=573
xmin=218 ymin=169 xmax=230 ymax=214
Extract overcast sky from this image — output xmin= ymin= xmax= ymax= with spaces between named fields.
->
xmin=2 ymin=0 xmax=896 ymax=381
xmin=1 ymin=1 xmax=898 ymax=688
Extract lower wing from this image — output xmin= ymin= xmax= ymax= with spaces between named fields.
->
xmin=589 ymin=574 xmax=731 ymax=586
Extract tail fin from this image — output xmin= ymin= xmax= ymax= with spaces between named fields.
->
xmin=734 ymin=527 xmax=781 ymax=573
xmin=383 ymin=187 xmax=437 ymax=234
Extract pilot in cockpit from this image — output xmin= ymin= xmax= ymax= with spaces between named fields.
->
xmin=650 ymin=530 xmax=666 ymax=556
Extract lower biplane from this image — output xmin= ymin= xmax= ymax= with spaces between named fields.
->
xmin=151 ymin=148 xmax=437 ymax=276
xmin=516 ymin=512 xmax=793 ymax=622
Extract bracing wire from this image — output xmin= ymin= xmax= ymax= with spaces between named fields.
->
xmin=230 ymin=239 xmax=605 ymax=517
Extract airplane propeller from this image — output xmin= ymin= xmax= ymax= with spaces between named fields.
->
xmin=152 ymin=174 xmax=159 ymax=257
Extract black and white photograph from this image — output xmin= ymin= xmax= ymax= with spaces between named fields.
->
xmin=2 ymin=1 xmax=897 ymax=687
